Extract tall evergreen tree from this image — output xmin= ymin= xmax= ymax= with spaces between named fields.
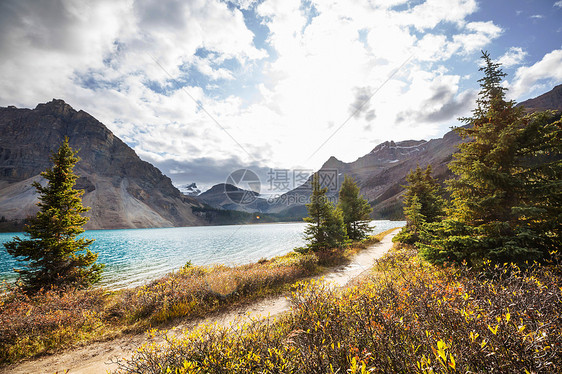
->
xmin=448 ymin=51 xmax=518 ymax=227
xmin=511 ymin=112 xmax=562 ymax=255
xmin=304 ymin=174 xmax=348 ymax=251
xmin=338 ymin=175 xmax=373 ymax=240
xmin=422 ymin=51 xmax=561 ymax=266
xmin=5 ymin=137 xmax=104 ymax=292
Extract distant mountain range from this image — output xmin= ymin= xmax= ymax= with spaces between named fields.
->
xmin=197 ymin=84 xmax=562 ymax=220
xmin=196 ymin=129 xmax=465 ymax=220
xmin=0 ymin=99 xmax=206 ymax=229
xmin=197 ymin=183 xmax=268 ymax=212
xmin=1 ymin=85 xmax=560 ymax=230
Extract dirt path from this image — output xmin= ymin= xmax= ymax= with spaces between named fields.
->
xmin=2 ymin=229 xmax=399 ymax=374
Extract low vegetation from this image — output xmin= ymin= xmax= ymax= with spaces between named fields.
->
xmin=114 ymin=244 xmax=562 ymax=374
xmin=0 ymin=232 xmax=385 ymax=365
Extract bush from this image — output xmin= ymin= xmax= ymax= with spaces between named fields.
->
xmin=0 ymin=252 xmax=318 ymax=364
xmin=0 ymin=285 xmax=107 ymax=364
xmin=115 ymin=245 xmax=562 ymax=374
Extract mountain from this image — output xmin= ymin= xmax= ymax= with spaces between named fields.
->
xmin=4 ymin=85 xmax=559 ymax=228
xmin=196 ymin=183 xmax=270 ymax=213
xmin=517 ymin=84 xmax=562 ymax=112
xmin=265 ymin=84 xmax=562 ymax=220
xmin=195 ymin=132 xmax=462 ymax=220
xmin=0 ymin=99 xmax=206 ymax=229
xmin=265 ymin=129 xmax=464 ymax=219
xmin=179 ymin=182 xmax=201 ymax=196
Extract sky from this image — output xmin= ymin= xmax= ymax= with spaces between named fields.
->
xmin=1 ymin=0 xmax=561 ymax=193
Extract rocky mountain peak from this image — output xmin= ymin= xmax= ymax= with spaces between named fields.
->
xmin=0 ymin=100 xmax=205 ymax=229
xmin=35 ymin=99 xmax=76 ymax=116
xmin=322 ymin=155 xmax=344 ymax=169
xmin=367 ymin=139 xmax=427 ymax=163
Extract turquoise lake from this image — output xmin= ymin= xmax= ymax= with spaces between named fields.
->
xmin=0 ymin=220 xmax=404 ymax=289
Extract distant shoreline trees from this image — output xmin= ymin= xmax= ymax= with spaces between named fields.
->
xmin=303 ymin=175 xmax=348 ymax=251
xmin=302 ymin=174 xmax=373 ymax=252
xmin=338 ymin=175 xmax=373 ymax=241
xmin=4 ymin=137 xmax=104 ymax=292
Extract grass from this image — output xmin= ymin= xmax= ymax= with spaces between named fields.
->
xmin=113 ymin=243 xmax=562 ymax=374
xmin=0 ymin=231 xmax=390 ymax=366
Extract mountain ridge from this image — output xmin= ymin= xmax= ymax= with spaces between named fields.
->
xmin=0 ymin=99 xmax=206 ymax=229
xmin=517 ymin=84 xmax=562 ymax=112
xmin=197 ymin=84 xmax=562 ymax=219
xmin=2 ymin=84 xmax=560 ymax=228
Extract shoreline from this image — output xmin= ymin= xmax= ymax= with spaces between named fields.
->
xmin=1 ymin=229 xmax=400 ymax=374
xmin=0 ymin=221 xmax=406 ymax=290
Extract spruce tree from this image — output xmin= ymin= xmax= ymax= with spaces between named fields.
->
xmin=404 ymin=165 xmax=444 ymax=223
xmin=5 ymin=137 xmax=104 ymax=292
xmin=338 ymin=175 xmax=373 ymax=240
xmin=396 ymin=165 xmax=444 ymax=244
xmin=448 ymin=51 xmax=518 ymax=227
xmin=511 ymin=112 xmax=562 ymax=256
xmin=304 ymin=174 xmax=348 ymax=251
xmin=423 ymin=51 xmax=561 ymax=266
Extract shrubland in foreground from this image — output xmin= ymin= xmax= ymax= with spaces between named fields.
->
xmin=115 ymin=244 xmax=562 ymax=374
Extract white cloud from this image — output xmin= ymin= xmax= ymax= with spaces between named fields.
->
xmin=193 ymin=56 xmax=235 ymax=81
xmin=450 ymin=21 xmax=502 ymax=55
xmin=465 ymin=21 xmax=502 ymax=35
xmin=0 ymin=0 xmax=513 ymax=185
xmin=227 ymin=0 xmax=259 ymax=10
xmin=0 ymin=0 xmax=267 ymax=102
xmin=0 ymin=0 xmax=269 ymax=165
xmin=510 ymin=49 xmax=562 ymax=99
xmin=497 ymin=47 xmax=527 ymax=68
xmin=248 ymin=0 xmax=500 ymax=166
xmin=555 ymin=1 xmax=562 ymax=8
xmin=393 ymin=0 xmax=478 ymax=31
xmin=411 ymin=20 xmax=502 ymax=62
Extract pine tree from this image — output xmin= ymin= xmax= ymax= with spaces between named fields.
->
xmin=338 ymin=175 xmax=372 ymax=240
xmin=511 ymin=112 xmax=562 ymax=256
xmin=404 ymin=165 xmax=444 ymax=223
xmin=5 ymin=137 xmax=104 ymax=292
xmin=422 ymin=51 xmax=561 ymax=266
xmin=304 ymin=174 xmax=348 ymax=251
xmin=449 ymin=51 xmax=519 ymax=227
xmin=396 ymin=165 xmax=444 ymax=244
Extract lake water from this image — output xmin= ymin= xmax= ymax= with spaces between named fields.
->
xmin=0 ymin=220 xmax=404 ymax=289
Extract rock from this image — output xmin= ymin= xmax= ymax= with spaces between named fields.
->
xmin=0 ymin=99 xmax=206 ymax=230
